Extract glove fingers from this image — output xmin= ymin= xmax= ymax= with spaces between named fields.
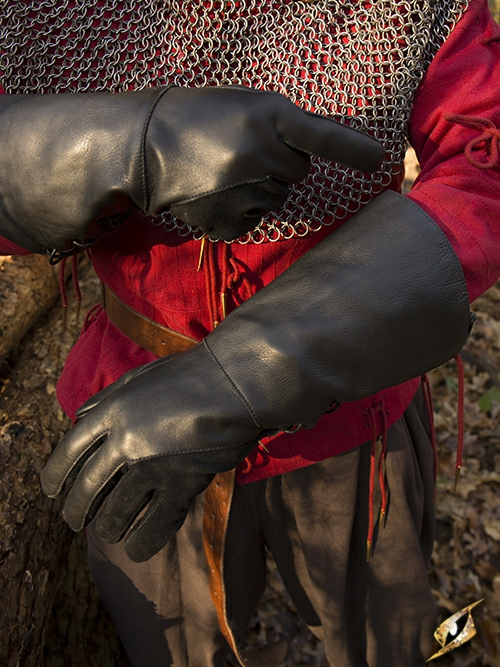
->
xmin=40 ymin=413 xmax=111 ymax=498
xmin=123 ymin=472 xmax=215 ymax=562
xmin=123 ymin=489 xmax=189 ymax=562
xmin=280 ymin=105 xmax=385 ymax=174
xmin=94 ymin=467 xmax=153 ymax=544
xmin=171 ymin=180 xmax=290 ymax=240
xmin=254 ymin=140 xmax=311 ymax=184
xmin=61 ymin=436 xmax=125 ymax=531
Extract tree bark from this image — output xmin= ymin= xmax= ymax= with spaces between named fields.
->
xmin=0 ymin=254 xmax=59 ymax=364
xmin=0 ymin=255 xmax=130 ymax=667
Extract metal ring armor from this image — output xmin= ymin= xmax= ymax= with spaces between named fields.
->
xmin=0 ymin=0 xmax=469 ymax=244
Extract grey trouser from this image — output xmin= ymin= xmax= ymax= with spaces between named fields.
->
xmin=87 ymin=388 xmax=437 ymax=667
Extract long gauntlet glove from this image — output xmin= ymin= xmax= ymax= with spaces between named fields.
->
xmin=0 ymin=86 xmax=383 ymax=254
xmin=41 ymin=191 xmax=472 ymax=562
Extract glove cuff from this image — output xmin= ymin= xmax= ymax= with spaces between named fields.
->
xmin=0 ymin=88 xmax=166 ymax=253
xmin=205 ymin=190 xmax=472 ymax=427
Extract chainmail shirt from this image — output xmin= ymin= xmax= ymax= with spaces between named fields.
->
xmin=0 ymin=0 xmax=469 ymax=243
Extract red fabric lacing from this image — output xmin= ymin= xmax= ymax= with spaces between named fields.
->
xmin=483 ymin=34 xmax=500 ymax=45
xmin=227 ymin=255 xmax=254 ymax=303
xmin=83 ymin=303 xmax=101 ymax=331
xmin=366 ymin=400 xmax=388 ymax=561
xmin=200 ymin=239 xmax=254 ymax=331
xmin=59 ymin=258 xmax=69 ymax=328
xmin=365 ymin=360 xmax=465 ymax=561
xmin=454 ymin=353 xmax=465 ymax=492
xmin=204 ymin=239 xmax=220 ymax=329
xmin=220 ymin=241 xmax=230 ymax=322
xmin=445 ymin=114 xmax=500 ymax=169
xmin=72 ymin=254 xmax=82 ymax=324
xmin=421 ymin=373 xmax=438 ymax=483
xmin=58 ymin=255 xmax=83 ymax=328
xmin=420 ymin=357 xmax=465 ymax=493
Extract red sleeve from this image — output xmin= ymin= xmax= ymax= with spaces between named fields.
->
xmin=0 ymin=83 xmax=32 ymax=255
xmin=407 ymin=0 xmax=500 ymax=302
xmin=0 ymin=236 xmax=32 ymax=256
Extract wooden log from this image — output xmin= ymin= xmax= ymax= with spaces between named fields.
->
xmin=0 ymin=255 xmax=60 ymax=364
xmin=0 ymin=258 xmax=130 ymax=667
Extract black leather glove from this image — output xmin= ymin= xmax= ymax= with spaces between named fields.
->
xmin=0 ymin=86 xmax=383 ymax=254
xmin=40 ymin=191 xmax=472 ymax=562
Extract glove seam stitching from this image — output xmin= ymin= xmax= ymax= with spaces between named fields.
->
xmin=403 ymin=193 xmax=471 ymax=345
xmin=140 ymin=85 xmax=172 ymax=211
xmin=172 ymin=176 xmax=269 ymax=206
xmin=126 ymin=489 xmax=169 ymax=542
xmin=203 ymin=338 xmax=263 ymax=429
xmin=126 ymin=440 xmax=255 ymax=463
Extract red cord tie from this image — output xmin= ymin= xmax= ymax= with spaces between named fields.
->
xmin=59 ymin=258 xmax=69 ymax=329
xmin=445 ymin=114 xmax=500 ymax=169
xmin=483 ymin=34 xmax=500 ymax=45
xmin=201 ymin=239 xmax=255 ymax=332
xmin=421 ymin=374 xmax=438 ymax=483
xmin=421 ymin=360 xmax=465 ymax=494
xmin=59 ymin=255 xmax=83 ymax=329
xmin=72 ymin=254 xmax=82 ymax=324
xmin=366 ymin=401 xmax=388 ymax=562
xmin=454 ymin=354 xmax=465 ymax=492
xmin=227 ymin=256 xmax=254 ymax=302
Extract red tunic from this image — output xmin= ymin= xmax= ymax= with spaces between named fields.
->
xmin=1 ymin=0 xmax=500 ymax=485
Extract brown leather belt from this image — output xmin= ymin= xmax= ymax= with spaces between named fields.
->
xmin=102 ymin=283 xmax=287 ymax=666
xmin=102 ymin=284 xmax=198 ymax=356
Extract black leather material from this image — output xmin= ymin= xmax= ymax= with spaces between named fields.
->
xmin=147 ymin=86 xmax=385 ymax=240
xmin=0 ymin=86 xmax=384 ymax=251
xmin=0 ymin=89 xmax=162 ymax=253
xmin=41 ymin=344 xmax=262 ymax=562
xmin=205 ymin=191 xmax=472 ymax=424
xmin=40 ymin=191 xmax=471 ymax=562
